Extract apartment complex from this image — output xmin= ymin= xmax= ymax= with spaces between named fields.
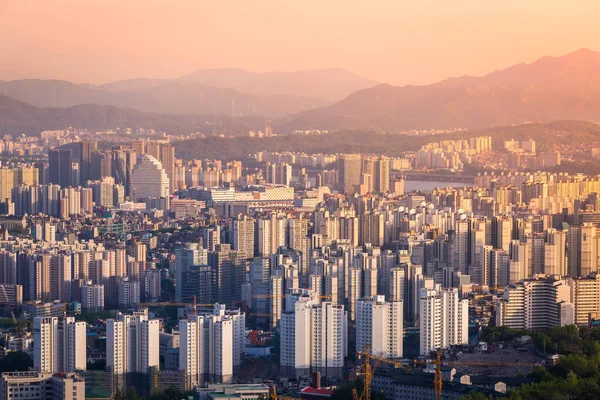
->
xmin=280 ymin=291 xmax=347 ymax=378
xmin=419 ymin=288 xmax=468 ymax=355
xmin=33 ymin=317 xmax=86 ymax=374
xmin=356 ymin=295 xmax=403 ymax=359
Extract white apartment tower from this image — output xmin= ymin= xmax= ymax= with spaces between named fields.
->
xmin=81 ymin=280 xmax=104 ymax=312
xmin=179 ymin=304 xmax=245 ymax=387
xmin=356 ymin=296 xmax=403 ymax=359
xmin=419 ymin=288 xmax=468 ymax=355
xmin=106 ymin=309 xmax=160 ymax=382
xmin=280 ymin=290 xmax=347 ymax=378
xmin=496 ymin=277 xmax=573 ymax=330
xmin=179 ymin=316 xmax=206 ymax=388
xmin=33 ymin=317 xmax=86 ymax=374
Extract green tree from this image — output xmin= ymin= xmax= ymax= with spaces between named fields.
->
xmin=126 ymin=387 xmax=140 ymax=400
xmin=462 ymin=393 xmax=494 ymax=400
xmin=0 ymin=351 xmax=33 ymax=372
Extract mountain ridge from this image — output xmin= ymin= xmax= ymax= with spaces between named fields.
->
xmin=0 ymin=94 xmax=267 ymax=135
xmin=274 ymin=48 xmax=600 ymax=132
xmin=0 ymin=68 xmax=377 ymax=117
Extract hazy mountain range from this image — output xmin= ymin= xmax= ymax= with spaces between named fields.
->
xmin=276 ymin=48 xmax=600 ymax=132
xmin=1 ymin=49 xmax=600 ymax=134
xmin=0 ymin=68 xmax=377 ymax=118
xmin=0 ymin=95 xmax=267 ymax=135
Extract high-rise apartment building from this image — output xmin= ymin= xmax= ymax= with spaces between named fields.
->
xmin=356 ymin=295 xmax=403 ymax=359
xmin=131 ymin=140 xmax=145 ymax=156
xmin=33 ymin=317 xmax=86 ymax=374
xmin=232 ymin=214 xmax=255 ymax=259
xmin=106 ymin=309 xmax=160 ymax=388
xmin=209 ymin=244 xmax=243 ymax=305
xmin=280 ymin=291 xmax=347 ymax=378
xmin=496 ymin=276 xmax=572 ymax=330
xmin=571 ymin=274 xmax=600 ymax=326
xmin=175 ymin=243 xmax=208 ymax=300
xmin=81 ymin=280 xmax=104 ymax=312
xmin=419 ymin=288 xmax=468 ymax=355
xmin=179 ymin=304 xmax=245 ymax=387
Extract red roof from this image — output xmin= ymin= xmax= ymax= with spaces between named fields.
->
xmin=300 ymin=387 xmax=333 ymax=397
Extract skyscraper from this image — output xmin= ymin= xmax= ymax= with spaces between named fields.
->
xmin=129 ymin=155 xmax=170 ymax=201
xmin=48 ymin=149 xmax=73 ymax=188
xmin=146 ymin=141 xmax=161 ymax=160
xmin=340 ymin=154 xmax=362 ymax=194
xmin=209 ymin=244 xmax=240 ymax=305
xmin=374 ymin=156 xmax=390 ymax=193
xmin=160 ymin=144 xmax=175 ymax=193
xmin=79 ymin=141 xmax=98 ymax=185
xmin=175 ymin=243 xmax=208 ymax=300
xmin=112 ymin=148 xmax=137 ymax=199
xmin=131 ymin=140 xmax=145 ymax=156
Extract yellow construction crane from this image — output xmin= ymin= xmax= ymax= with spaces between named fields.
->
xmin=252 ymin=294 xmax=332 ymax=299
xmin=353 ymin=344 xmax=402 ymax=400
xmin=269 ymin=385 xmax=298 ymax=400
xmin=8 ymin=305 xmax=24 ymax=337
xmin=413 ymin=350 xmax=542 ymax=400
xmin=354 ymin=347 xmax=542 ymax=400
xmin=138 ymin=296 xmax=216 ymax=312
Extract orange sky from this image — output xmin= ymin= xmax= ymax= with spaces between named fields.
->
xmin=1 ymin=0 xmax=599 ymax=85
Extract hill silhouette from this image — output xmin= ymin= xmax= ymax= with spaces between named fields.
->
xmin=275 ymin=49 xmax=600 ymax=132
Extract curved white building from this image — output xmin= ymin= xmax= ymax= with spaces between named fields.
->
xmin=130 ymin=155 xmax=170 ymax=201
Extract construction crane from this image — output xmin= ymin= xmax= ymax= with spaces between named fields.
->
xmin=269 ymin=385 xmax=297 ymax=400
xmin=413 ymin=350 xmax=543 ymax=400
xmin=8 ymin=305 xmax=24 ymax=337
xmin=138 ymin=296 xmax=216 ymax=312
xmin=253 ymin=294 xmax=332 ymax=299
xmin=354 ymin=347 xmax=542 ymax=400
xmin=353 ymin=344 xmax=402 ymax=400
xmin=249 ymin=296 xmax=332 ymax=319
xmin=1 ymin=285 xmax=22 ymax=336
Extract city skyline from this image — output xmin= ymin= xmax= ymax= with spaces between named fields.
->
xmin=3 ymin=2 xmax=600 ymax=399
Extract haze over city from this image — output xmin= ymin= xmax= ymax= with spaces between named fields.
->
xmin=2 ymin=0 xmax=600 ymax=85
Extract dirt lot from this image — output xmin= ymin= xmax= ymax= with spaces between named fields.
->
xmin=451 ymin=344 xmax=544 ymax=377
xmin=239 ymin=356 xmax=280 ymax=382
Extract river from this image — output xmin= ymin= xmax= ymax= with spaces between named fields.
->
xmin=404 ymin=180 xmax=468 ymax=192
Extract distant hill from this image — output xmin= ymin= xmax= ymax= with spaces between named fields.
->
xmin=176 ymin=68 xmax=379 ymax=101
xmin=173 ymin=120 xmax=600 ymax=161
xmin=0 ymin=79 xmax=327 ymax=118
xmin=275 ymin=49 xmax=600 ymax=132
xmin=0 ymin=68 xmax=376 ymax=118
xmin=0 ymin=95 xmax=266 ymax=135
